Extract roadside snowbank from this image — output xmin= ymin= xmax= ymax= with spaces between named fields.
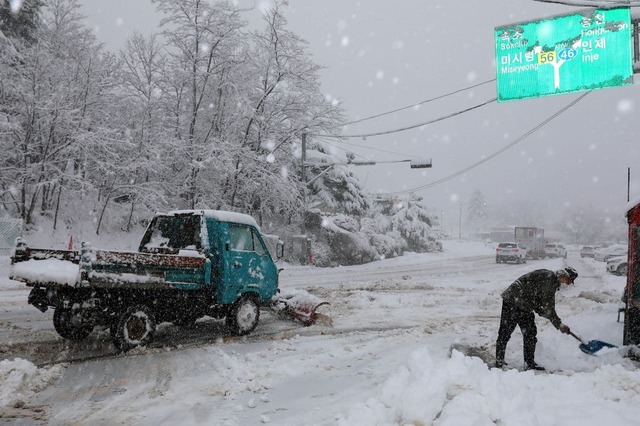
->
xmin=0 ymin=359 xmax=62 ymax=409
xmin=338 ymin=347 xmax=640 ymax=425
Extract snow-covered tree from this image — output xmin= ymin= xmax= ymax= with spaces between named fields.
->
xmin=556 ymin=203 xmax=627 ymax=244
xmin=108 ymin=32 xmax=175 ymax=232
xmin=152 ymin=0 xmax=246 ymax=210
xmin=0 ymin=0 xmax=43 ymax=44
xmin=0 ymin=0 xmax=118 ymax=226
xmin=222 ymin=1 xmax=355 ymax=224
xmin=466 ymin=190 xmax=488 ymax=235
xmin=390 ymin=194 xmax=440 ymax=252
xmin=305 ymin=145 xmax=371 ymax=216
xmin=0 ymin=0 xmax=374 ymax=245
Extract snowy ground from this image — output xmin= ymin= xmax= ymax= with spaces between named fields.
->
xmin=1 ymin=241 xmax=639 ymax=425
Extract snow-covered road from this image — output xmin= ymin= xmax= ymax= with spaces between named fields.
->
xmin=2 ymin=241 xmax=639 ymax=425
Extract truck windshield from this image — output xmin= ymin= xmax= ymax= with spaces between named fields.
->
xmin=139 ymin=215 xmax=202 ymax=253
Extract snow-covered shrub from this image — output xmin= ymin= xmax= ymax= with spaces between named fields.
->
xmin=328 ymin=214 xmax=360 ymax=233
xmin=368 ymin=230 xmax=406 ymax=260
xmin=327 ymin=230 xmax=377 ymax=266
xmin=361 ymin=216 xmax=405 ymax=259
xmin=304 ymin=213 xmax=377 ymax=266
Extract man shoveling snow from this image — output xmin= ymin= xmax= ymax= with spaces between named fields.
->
xmin=495 ymin=267 xmax=578 ymax=371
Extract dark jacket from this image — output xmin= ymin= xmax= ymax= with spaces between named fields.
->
xmin=501 ymin=269 xmax=563 ymax=328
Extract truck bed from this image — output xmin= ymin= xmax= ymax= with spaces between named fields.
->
xmin=11 ymin=246 xmax=209 ymax=290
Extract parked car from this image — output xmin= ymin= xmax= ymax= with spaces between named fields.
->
xmin=606 ymin=255 xmax=628 ymax=276
xmin=496 ymin=242 xmax=527 ymax=264
xmin=545 ymin=243 xmax=567 ymax=259
xmin=580 ymin=245 xmax=598 ymax=258
xmin=594 ymin=244 xmax=628 ymax=262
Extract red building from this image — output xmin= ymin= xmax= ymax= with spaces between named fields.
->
xmin=624 ymin=201 xmax=640 ymax=345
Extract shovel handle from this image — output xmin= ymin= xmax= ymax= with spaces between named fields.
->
xmin=568 ymin=331 xmax=585 ymax=344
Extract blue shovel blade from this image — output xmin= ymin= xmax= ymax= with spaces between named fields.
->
xmin=579 ymin=340 xmax=617 ymax=355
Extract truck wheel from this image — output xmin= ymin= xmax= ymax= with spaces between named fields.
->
xmin=111 ymin=305 xmax=156 ymax=352
xmin=226 ymin=295 xmax=259 ymax=336
xmin=53 ymin=308 xmax=93 ymax=341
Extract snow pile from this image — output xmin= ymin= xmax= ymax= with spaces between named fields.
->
xmin=11 ymin=258 xmax=79 ymax=286
xmin=338 ymin=347 xmax=640 ymax=426
xmin=0 ymin=359 xmax=62 ymax=408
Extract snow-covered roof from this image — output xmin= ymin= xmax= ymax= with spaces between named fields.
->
xmin=626 ymin=197 xmax=640 ymax=217
xmin=164 ymin=210 xmax=259 ymax=228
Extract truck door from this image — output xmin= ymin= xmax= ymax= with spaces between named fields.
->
xmin=222 ymin=224 xmax=278 ymax=303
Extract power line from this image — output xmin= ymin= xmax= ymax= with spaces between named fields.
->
xmin=379 ymin=91 xmax=591 ymax=196
xmin=313 ymin=97 xmax=497 ymax=139
xmin=341 ymin=78 xmax=496 ymax=127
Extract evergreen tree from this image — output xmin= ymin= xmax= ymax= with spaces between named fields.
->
xmin=466 ymin=190 xmax=488 ymax=234
xmin=390 ymin=194 xmax=439 ymax=252
xmin=0 ymin=0 xmax=43 ymax=44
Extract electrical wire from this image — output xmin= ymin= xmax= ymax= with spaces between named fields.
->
xmin=340 ymin=78 xmax=496 ymax=127
xmin=379 ymin=91 xmax=591 ymax=196
xmin=313 ymin=97 xmax=497 ymax=139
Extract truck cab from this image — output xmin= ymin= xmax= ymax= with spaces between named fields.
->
xmin=138 ymin=210 xmax=281 ymax=304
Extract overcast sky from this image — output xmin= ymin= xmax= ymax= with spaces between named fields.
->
xmin=79 ymin=0 xmax=640 ymax=235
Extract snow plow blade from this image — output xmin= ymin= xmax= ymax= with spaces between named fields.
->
xmin=272 ymin=289 xmax=331 ymax=326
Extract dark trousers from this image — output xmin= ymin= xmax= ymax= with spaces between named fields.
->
xmin=496 ymin=298 xmax=538 ymax=364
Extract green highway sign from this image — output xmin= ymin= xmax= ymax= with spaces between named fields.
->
xmin=495 ymin=8 xmax=634 ymax=102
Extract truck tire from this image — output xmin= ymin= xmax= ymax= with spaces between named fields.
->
xmin=53 ymin=308 xmax=93 ymax=341
xmin=111 ymin=305 xmax=156 ymax=352
xmin=226 ymin=295 xmax=260 ymax=336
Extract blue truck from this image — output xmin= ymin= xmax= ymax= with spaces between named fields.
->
xmin=10 ymin=210 xmax=291 ymax=351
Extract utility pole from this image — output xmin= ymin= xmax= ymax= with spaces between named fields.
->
xmin=300 ymin=132 xmax=312 ymax=265
xmin=301 ymin=132 xmax=307 ymax=216
xmin=459 ymin=203 xmax=462 ymax=239
xmin=458 ymin=201 xmax=470 ymax=239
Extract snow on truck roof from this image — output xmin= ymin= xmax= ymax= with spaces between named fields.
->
xmin=162 ymin=210 xmax=259 ymax=229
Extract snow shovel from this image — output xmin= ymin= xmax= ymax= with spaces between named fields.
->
xmin=569 ymin=331 xmax=617 ymax=355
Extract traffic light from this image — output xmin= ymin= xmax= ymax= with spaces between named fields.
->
xmin=410 ymin=159 xmax=432 ymax=169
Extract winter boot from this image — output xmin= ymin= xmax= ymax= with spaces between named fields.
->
xmin=524 ymin=362 xmax=546 ymax=371
xmin=494 ymin=359 xmax=509 ymax=369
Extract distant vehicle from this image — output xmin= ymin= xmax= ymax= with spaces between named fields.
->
xmin=544 ymin=243 xmax=567 ymax=259
xmin=594 ymin=244 xmax=627 ymax=262
xmin=514 ymin=227 xmax=545 ymax=259
xmin=496 ymin=242 xmax=527 ymax=264
xmin=606 ymin=255 xmax=628 ymax=276
xmin=580 ymin=245 xmax=598 ymax=258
